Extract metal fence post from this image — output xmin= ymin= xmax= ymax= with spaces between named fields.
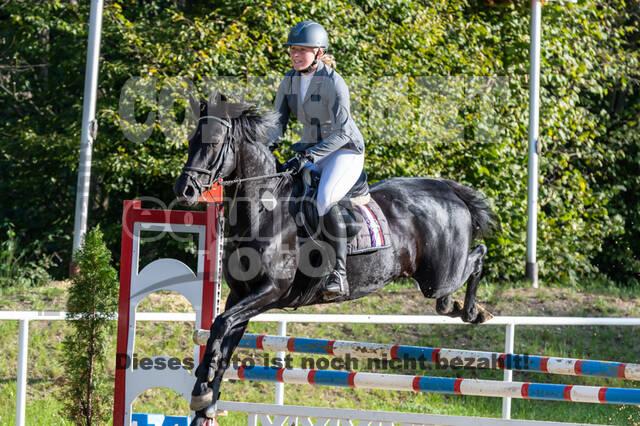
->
xmin=275 ymin=320 xmax=287 ymax=405
xmin=526 ymin=0 xmax=542 ymax=288
xmin=72 ymin=0 xmax=104 ymax=256
xmin=502 ymin=323 xmax=515 ymax=419
xmin=16 ymin=319 xmax=29 ymax=426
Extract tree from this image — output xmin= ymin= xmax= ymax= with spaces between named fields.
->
xmin=60 ymin=225 xmax=119 ymax=425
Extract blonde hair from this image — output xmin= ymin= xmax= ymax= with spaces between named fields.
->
xmin=320 ymin=51 xmax=336 ymax=68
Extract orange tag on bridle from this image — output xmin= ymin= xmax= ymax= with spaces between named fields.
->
xmin=199 ymin=180 xmax=223 ymax=203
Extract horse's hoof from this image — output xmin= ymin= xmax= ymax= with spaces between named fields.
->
xmin=444 ymin=299 xmax=464 ymax=318
xmin=190 ymin=388 xmax=213 ymax=411
xmin=205 ymin=401 xmax=218 ymax=418
xmin=462 ymin=310 xmax=477 ymax=323
xmin=462 ymin=301 xmax=479 ymax=323
xmin=473 ymin=309 xmax=493 ymax=324
xmin=189 ymin=415 xmax=205 ymax=426
xmin=190 ymin=413 xmax=216 ymax=426
xmin=436 ymin=297 xmax=452 ymax=315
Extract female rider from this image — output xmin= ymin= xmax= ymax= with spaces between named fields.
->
xmin=267 ymin=21 xmax=365 ymax=298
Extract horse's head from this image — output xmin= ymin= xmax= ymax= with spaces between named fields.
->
xmin=174 ymin=92 xmax=253 ymax=205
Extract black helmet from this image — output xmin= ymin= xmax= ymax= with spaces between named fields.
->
xmin=285 ymin=21 xmax=328 ymax=50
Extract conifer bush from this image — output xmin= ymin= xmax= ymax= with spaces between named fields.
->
xmin=60 ymin=226 xmax=119 ymax=425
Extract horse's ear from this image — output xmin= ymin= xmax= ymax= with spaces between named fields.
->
xmin=209 ymin=91 xmax=228 ymax=105
xmin=188 ymin=91 xmax=200 ymax=117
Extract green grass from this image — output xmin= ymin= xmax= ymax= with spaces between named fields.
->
xmin=0 ymin=281 xmax=639 ymax=425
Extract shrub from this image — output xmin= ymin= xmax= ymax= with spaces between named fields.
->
xmin=60 ymin=225 xmax=119 ymax=425
xmin=0 ymin=223 xmax=53 ymax=288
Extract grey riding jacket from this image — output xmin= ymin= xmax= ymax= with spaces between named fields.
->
xmin=267 ymin=61 xmax=365 ymax=162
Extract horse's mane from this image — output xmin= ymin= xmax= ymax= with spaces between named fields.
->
xmin=228 ymin=106 xmax=294 ymax=195
xmin=230 ymin=107 xmax=280 ymax=147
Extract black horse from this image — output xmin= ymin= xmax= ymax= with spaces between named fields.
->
xmin=173 ymin=94 xmax=495 ymax=425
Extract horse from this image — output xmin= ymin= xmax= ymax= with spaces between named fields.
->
xmin=173 ymin=93 xmax=495 ymax=425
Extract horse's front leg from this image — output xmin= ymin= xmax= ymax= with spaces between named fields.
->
xmin=189 ymin=320 xmax=248 ymax=425
xmin=190 ymin=281 xmax=283 ymax=425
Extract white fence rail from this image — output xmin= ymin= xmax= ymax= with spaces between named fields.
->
xmin=2 ymin=311 xmax=639 ymax=425
xmin=216 ymin=401 xmax=604 ymax=426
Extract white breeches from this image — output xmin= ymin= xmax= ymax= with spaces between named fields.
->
xmin=306 ymin=149 xmax=365 ymax=217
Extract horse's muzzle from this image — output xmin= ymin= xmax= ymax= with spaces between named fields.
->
xmin=174 ymin=173 xmax=200 ymax=206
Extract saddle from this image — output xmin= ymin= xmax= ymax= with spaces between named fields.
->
xmin=289 ymin=165 xmax=392 ymax=255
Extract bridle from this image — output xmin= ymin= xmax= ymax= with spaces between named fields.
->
xmin=180 ymin=110 xmax=293 ymax=265
xmin=181 ymin=115 xmax=236 ymax=194
xmin=181 ymin=114 xmax=292 ymax=194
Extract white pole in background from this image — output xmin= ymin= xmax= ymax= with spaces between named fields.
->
xmin=501 ymin=323 xmax=515 ymax=419
xmin=16 ymin=319 xmax=29 ymax=426
xmin=275 ymin=321 xmax=287 ymax=405
xmin=526 ymin=0 xmax=542 ymax=288
xmin=72 ymin=0 xmax=104 ymax=257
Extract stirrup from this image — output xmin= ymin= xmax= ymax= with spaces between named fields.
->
xmin=322 ymin=270 xmax=348 ymax=298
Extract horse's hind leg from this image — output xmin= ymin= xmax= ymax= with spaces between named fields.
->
xmin=415 ymin=243 xmax=488 ymax=322
xmin=436 ymin=294 xmax=453 ymax=314
xmin=436 ymin=294 xmax=464 ymax=317
xmin=461 ymin=244 xmax=487 ymax=323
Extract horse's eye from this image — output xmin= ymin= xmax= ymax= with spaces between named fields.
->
xmin=204 ymin=133 xmax=225 ymax=145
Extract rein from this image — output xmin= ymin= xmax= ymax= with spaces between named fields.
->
xmin=218 ymin=171 xmax=291 ymax=187
xmin=182 ymin=114 xmax=293 ymax=192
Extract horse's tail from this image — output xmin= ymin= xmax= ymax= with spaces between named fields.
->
xmin=443 ymin=179 xmax=496 ymax=240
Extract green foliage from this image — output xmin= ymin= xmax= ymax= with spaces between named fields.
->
xmin=60 ymin=226 xmax=118 ymax=425
xmin=0 ymin=0 xmax=638 ymax=286
xmin=592 ymin=81 xmax=640 ymax=286
xmin=0 ymin=223 xmax=53 ymax=288
xmin=0 ymin=0 xmax=86 ymax=278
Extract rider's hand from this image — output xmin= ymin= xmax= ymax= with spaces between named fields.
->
xmin=283 ymin=153 xmax=309 ymax=175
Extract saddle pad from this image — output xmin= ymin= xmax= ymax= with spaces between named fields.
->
xmin=347 ymin=198 xmax=392 ymax=255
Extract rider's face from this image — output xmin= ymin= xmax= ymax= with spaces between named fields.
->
xmin=289 ymin=45 xmax=321 ymax=72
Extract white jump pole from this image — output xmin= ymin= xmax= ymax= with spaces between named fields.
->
xmin=224 ymin=366 xmax=640 ymax=405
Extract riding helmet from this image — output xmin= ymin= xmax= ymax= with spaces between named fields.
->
xmin=285 ymin=21 xmax=329 ymax=49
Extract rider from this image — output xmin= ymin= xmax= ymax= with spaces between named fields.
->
xmin=267 ymin=21 xmax=365 ymax=298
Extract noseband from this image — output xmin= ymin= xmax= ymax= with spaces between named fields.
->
xmin=181 ymin=115 xmax=235 ymax=193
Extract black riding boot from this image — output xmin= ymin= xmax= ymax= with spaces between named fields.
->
xmin=320 ymin=204 xmax=349 ymax=298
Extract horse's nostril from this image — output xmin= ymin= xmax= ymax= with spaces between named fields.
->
xmin=185 ymin=185 xmax=195 ymax=199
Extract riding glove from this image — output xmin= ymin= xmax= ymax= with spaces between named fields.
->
xmin=283 ymin=152 xmax=309 ymax=175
